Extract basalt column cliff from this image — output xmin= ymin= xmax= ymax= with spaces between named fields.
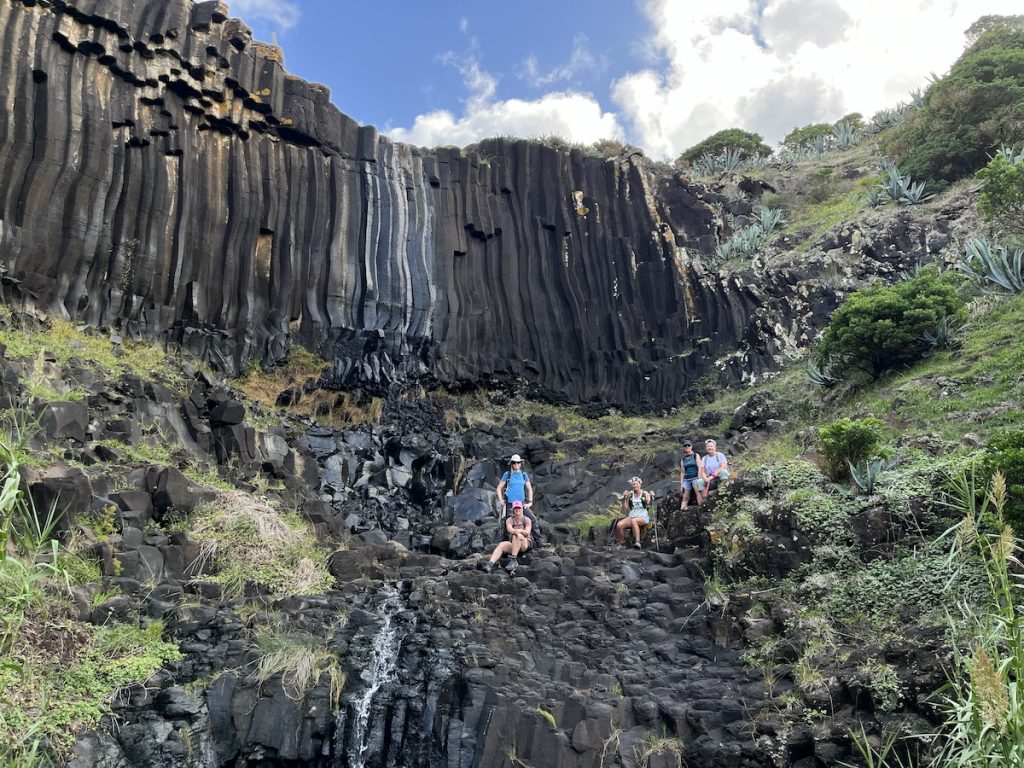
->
xmin=0 ymin=0 xmax=793 ymax=408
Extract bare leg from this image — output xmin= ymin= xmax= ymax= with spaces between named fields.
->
xmin=630 ymin=519 xmax=642 ymax=543
xmin=615 ymin=518 xmax=631 ymax=543
xmin=510 ymin=537 xmax=523 ymax=556
xmin=489 ymin=541 xmax=513 ymax=565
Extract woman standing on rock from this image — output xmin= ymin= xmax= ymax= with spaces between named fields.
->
xmin=679 ymin=440 xmax=707 ymax=507
xmin=497 ymin=453 xmax=533 ymax=511
xmin=480 ymin=500 xmax=532 ymax=573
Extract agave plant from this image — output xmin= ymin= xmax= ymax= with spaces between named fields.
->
xmin=694 ymin=147 xmax=746 ymax=176
xmin=742 ymin=152 xmax=771 ymax=170
xmin=832 ymin=120 xmax=861 ymax=150
xmin=993 ymin=145 xmax=1024 ymax=166
xmin=868 ymin=104 xmax=910 ymax=133
xmin=809 ymin=134 xmax=831 ymax=158
xmin=731 ymin=225 xmax=765 ymax=257
xmin=922 ymin=315 xmax=967 ymax=355
xmin=862 ymin=188 xmax=887 ymax=207
xmin=714 ymin=240 xmax=735 ymax=264
xmin=848 ymin=457 xmax=889 ymax=495
xmin=804 ymin=359 xmax=840 ymax=388
xmin=876 ymin=160 xmax=932 ymax=205
xmin=897 ymin=178 xmax=932 ymax=205
xmin=756 ymin=206 xmax=784 ymax=235
xmin=958 ymin=237 xmax=1024 ymax=293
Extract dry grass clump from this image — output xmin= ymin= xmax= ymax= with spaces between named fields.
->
xmin=249 ymin=621 xmax=346 ymax=707
xmin=234 ymin=346 xmax=383 ymax=427
xmin=186 ymin=490 xmax=332 ymax=597
xmin=234 ymin=345 xmax=327 ymax=406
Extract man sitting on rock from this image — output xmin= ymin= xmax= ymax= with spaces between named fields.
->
xmin=480 ymin=500 xmax=532 ymax=573
xmin=614 ymin=476 xmax=653 ymax=548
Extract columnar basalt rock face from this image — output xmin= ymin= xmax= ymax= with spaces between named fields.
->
xmin=0 ymin=0 xmax=795 ymax=409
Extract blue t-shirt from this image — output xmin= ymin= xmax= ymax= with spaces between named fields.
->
xmin=680 ymin=453 xmax=700 ymax=479
xmin=501 ymin=469 xmax=530 ymax=503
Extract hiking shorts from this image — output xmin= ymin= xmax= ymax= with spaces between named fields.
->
xmin=627 ymin=510 xmax=650 ymax=525
xmin=682 ymin=477 xmax=700 ymax=491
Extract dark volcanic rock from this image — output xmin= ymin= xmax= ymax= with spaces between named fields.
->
xmin=0 ymin=0 xmax=821 ymax=410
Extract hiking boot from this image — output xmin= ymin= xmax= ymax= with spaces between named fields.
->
xmin=505 ymin=557 xmax=519 ymax=573
xmin=479 ymin=561 xmax=493 ymax=573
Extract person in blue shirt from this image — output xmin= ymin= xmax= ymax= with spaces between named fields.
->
xmin=497 ymin=453 xmax=533 ymax=509
xmin=496 ymin=453 xmax=541 ymax=541
xmin=679 ymin=440 xmax=707 ymax=507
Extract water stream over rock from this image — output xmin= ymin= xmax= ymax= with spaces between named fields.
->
xmin=344 ymin=586 xmax=409 ymax=768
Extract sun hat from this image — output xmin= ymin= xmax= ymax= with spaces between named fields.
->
xmin=510 ymin=454 xmax=523 ymax=463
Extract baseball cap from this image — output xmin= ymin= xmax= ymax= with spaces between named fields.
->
xmin=512 ymin=500 xmax=524 ymax=508
xmin=682 ymin=440 xmax=693 ymax=446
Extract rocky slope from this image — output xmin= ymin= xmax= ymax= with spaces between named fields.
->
xmin=2 ymin=311 xmax=980 ymax=768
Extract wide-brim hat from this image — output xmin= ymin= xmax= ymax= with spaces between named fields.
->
xmin=510 ymin=454 xmax=523 ymax=463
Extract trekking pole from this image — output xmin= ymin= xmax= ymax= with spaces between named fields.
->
xmin=651 ymin=498 xmax=659 ymax=549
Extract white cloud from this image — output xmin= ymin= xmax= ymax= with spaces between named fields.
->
xmin=386 ymin=45 xmax=623 ymax=148
xmin=229 ymin=0 xmax=300 ymax=32
xmin=438 ymin=51 xmax=498 ymax=111
xmin=519 ymin=34 xmax=605 ymax=88
xmin=613 ymin=0 xmax=1024 ymax=159
xmin=387 ymin=91 xmax=624 ymax=148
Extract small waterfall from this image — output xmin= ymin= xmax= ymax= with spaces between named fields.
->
xmin=347 ymin=586 xmax=408 ymax=768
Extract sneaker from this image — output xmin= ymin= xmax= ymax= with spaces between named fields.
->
xmin=634 ymin=541 xmax=642 ymax=549
xmin=505 ymin=557 xmax=519 ymax=573
xmin=480 ymin=561 xmax=493 ymax=573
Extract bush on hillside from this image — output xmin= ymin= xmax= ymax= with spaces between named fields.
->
xmin=888 ymin=25 xmax=1024 ymax=186
xmin=677 ymin=128 xmax=772 ymax=165
xmin=982 ymin=428 xmax=1024 ymax=530
xmin=977 ymin=146 xmax=1024 ymax=239
xmin=815 ymin=269 xmax=963 ymax=378
xmin=966 ymin=14 xmax=1024 ymax=44
xmin=818 ymin=417 xmax=884 ymax=482
xmin=834 ymin=113 xmax=864 ymax=131
xmin=782 ymin=122 xmax=833 ymax=150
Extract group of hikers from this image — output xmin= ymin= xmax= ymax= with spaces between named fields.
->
xmin=479 ymin=440 xmax=730 ymax=573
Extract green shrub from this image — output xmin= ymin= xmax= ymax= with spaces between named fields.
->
xmin=982 ymin=428 xmax=1024 ymax=530
xmin=782 ymin=122 xmax=833 ymax=150
xmin=678 ymin=128 xmax=772 ymax=165
xmin=889 ymin=26 xmax=1024 ymax=186
xmin=818 ymin=417 xmax=884 ymax=482
xmin=977 ymin=147 xmax=1024 ymax=239
xmin=815 ymin=268 xmax=963 ymax=378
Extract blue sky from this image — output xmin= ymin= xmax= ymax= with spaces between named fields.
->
xmin=230 ymin=0 xmax=1023 ymax=159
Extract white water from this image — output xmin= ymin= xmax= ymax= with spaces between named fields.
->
xmin=349 ymin=586 xmax=407 ymax=768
